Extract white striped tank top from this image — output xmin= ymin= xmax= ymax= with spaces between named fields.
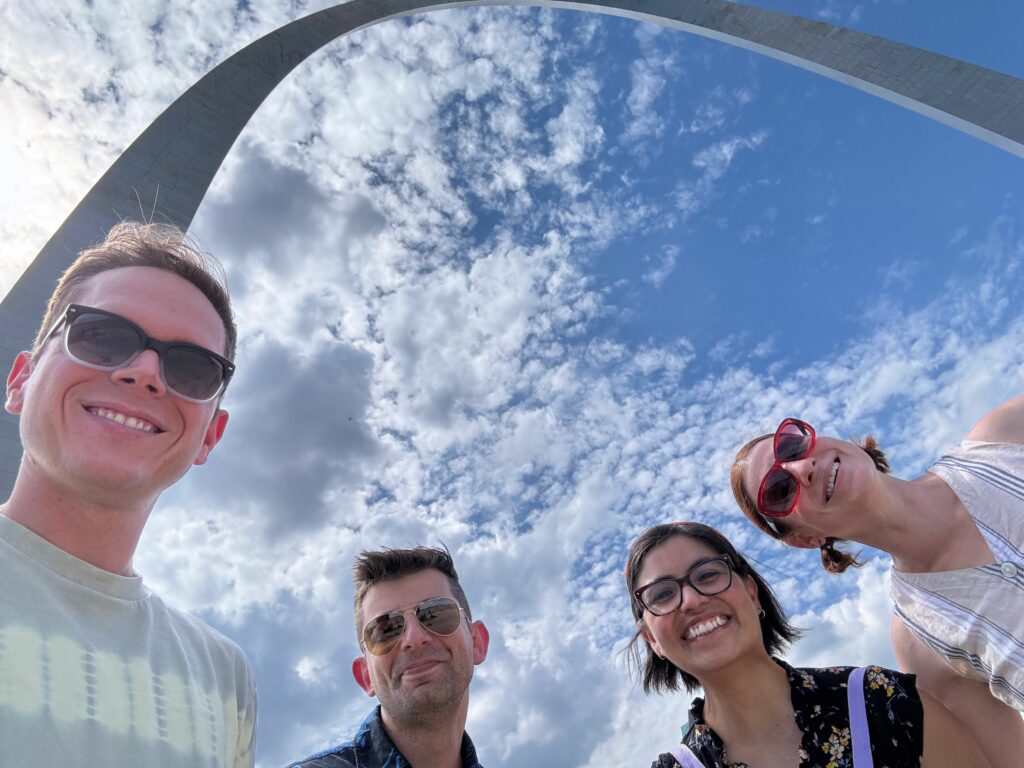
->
xmin=890 ymin=440 xmax=1024 ymax=711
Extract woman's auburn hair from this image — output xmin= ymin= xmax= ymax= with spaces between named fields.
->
xmin=623 ymin=522 xmax=802 ymax=694
xmin=729 ymin=432 xmax=891 ymax=574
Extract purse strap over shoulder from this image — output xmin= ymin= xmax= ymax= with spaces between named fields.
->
xmin=669 ymin=743 xmax=705 ymax=768
xmin=846 ymin=666 xmax=874 ymax=768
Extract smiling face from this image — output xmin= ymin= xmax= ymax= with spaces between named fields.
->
xmin=636 ymin=535 xmax=763 ymax=681
xmin=5 ymin=266 xmax=228 ymax=508
xmin=352 ymin=568 xmax=488 ymax=729
xmin=738 ymin=428 xmax=881 ymax=547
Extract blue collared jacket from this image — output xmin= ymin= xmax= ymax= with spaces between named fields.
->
xmin=287 ymin=706 xmax=484 ymax=768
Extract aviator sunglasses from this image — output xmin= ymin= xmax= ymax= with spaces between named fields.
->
xmin=361 ymin=597 xmax=466 ymax=656
xmin=47 ymin=304 xmax=235 ymax=403
xmin=756 ymin=418 xmax=816 ymax=517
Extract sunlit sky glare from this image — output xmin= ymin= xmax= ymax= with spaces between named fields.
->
xmin=2 ymin=1 xmax=1023 ymax=766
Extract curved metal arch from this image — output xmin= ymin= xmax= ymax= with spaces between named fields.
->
xmin=1 ymin=0 xmax=1023 ymax=495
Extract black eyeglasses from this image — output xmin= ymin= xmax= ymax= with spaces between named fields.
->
xmin=361 ymin=597 xmax=467 ymax=656
xmin=47 ymin=304 xmax=235 ymax=403
xmin=633 ymin=555 xmax=735 ymax=616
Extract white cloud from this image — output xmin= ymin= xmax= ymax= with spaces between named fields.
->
xmin=676 ymin=131 xmax=767 ymax=217
xmin=693 ymin=132 xmax=767 ymax=180
xmin=642 ymin=244 xmax=678 ymax=287
xmin=677 ymin=84 xmax=756 ymax=137
xmin=790 ymin=560 xmax=897 ymax=669
xmin=546 ymin=70 xmax=605 ymax=170
xmin=623 ymin=54 xmax=671 ymax=142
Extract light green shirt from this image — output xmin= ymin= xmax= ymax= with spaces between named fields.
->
xmin=0 ymin=515 xmax=257 ymax=766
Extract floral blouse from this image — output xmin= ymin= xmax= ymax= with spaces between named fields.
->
xmin=652 ymin=659 xmax=923 ymax=768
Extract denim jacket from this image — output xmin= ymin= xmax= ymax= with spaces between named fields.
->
xmin=287 ymin=706 xmax=484 ymax=768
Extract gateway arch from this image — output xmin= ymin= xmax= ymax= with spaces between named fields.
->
xmin=1 ymin=0 xmax=1023 ymax=497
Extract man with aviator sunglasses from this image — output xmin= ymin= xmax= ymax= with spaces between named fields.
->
xmin=0 ymin=223 xmax=255 ymax=766
xmin=289 ymin=546 xmax=488 ymax=768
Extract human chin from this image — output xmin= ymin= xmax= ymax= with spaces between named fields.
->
xmin=385 ymin=665 xmax=465 ymax=719
xmin=61 ymin=421 xmax=194 ymax=499
xmin=669 ymin=634 xmax=742 ymax=678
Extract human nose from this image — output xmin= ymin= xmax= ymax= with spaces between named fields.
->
xmin=780 ymin=455 xmax=816 ymax=486
xmin=678 ymin=583 xmax=709 ymax=612
xmin=112 ymin=349 xmax=167 ymax=396
xmin=400 ymin=611 xmax=433 ymax=648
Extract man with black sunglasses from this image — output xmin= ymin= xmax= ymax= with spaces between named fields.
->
xmin=0 ymin=222 xmax=256 ymax=766
xmin=288 ymin=546 xmax=489 ymax=768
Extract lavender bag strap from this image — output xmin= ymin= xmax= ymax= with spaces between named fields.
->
xmin=669 ymin=744 xmax=705 ymax=768
xmin=847 ymin=666 xmax=874 ymax=768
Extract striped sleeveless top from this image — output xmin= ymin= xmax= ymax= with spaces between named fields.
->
xmin=890 ymin=440 xmax=1024 ymax=711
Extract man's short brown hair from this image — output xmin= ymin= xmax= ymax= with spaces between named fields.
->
xmin=353 ymin=546 xmax=472 ymax=641
xmin=34 ymin=221 xmax=236 ymax=361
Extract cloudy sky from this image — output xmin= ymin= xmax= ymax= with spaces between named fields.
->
xmin=2 ymin=0 xmax=1023 ymax=765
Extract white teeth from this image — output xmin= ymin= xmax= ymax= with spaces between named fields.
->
xmin=827 ymin=458 xmax=840 ymax=501
xmin=685 ymin=615 xmax=727 ymax=640
xmin=90 ymin=407 xmax=157 ymax=433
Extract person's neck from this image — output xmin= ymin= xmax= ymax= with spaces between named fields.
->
xmin=692 ymin=655 xmax=807 ymax=768
xmin=382 ymin=697 xmax=469 ymax=768
xmin=700 ymin=654 xmax=793 ymax=740
xmin=0 ymin=463 xmax=154 ymax=576
xmin=838 ymin=472 xmax=965 ymax=573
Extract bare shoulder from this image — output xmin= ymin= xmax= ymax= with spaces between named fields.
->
xmin=919 ymin=690 xmax=991 ymax=768
xmin=965 ymin=395 xmax=1024 ymax=444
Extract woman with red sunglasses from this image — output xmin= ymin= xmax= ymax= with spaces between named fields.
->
xmin=625 ymin=522 xmax=986 ymax=768
xmin=730 ymin=395 xmax=1024 ymax=768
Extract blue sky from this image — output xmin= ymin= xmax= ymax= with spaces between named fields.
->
xmin=1 ymin=1 xmax=1023 ymax=766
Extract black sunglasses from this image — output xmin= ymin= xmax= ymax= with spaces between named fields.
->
xmin=361 ymin=597 xmax=466 ymax=656
xmin=47 ymin=304 xmax=234 ymax=403
xmin=633 ymin=555 xmax=735 ymax=616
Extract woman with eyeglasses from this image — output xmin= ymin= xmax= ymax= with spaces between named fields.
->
xmin=730 ymin=396 xmax=1024 ymax=767
xmin=624 ymin=522 xmax=987 ymax=768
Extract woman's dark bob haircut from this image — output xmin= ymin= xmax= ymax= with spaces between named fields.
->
xmin=624 ymin=521 xmax=801 ymax=694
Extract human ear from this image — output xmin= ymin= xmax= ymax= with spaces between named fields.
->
xmin=742 ymin=574 xmax=760 ymax=606
xmin=194 ymin=408 xmax=229 ymax=465
xmin=352 ymin=657 xmax=375 ymax=696
xmin=783 ymin=531 xmax=826 ymax=549
xmin=639 ymin=622 xmax=664 ymax=659
xmin=6 ymin=352 xmax=33 ymax=414
xmin=471 ymin=620 xmax=489 ymax=665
